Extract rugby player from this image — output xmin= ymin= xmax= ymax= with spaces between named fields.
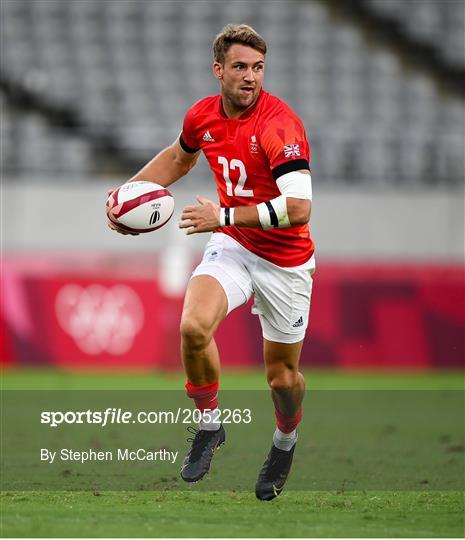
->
xmin=108 ymin=24 xmax=315 ymax=500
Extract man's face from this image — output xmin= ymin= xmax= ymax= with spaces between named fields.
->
xmin=214 ymin=44 xmax=265 ymax=113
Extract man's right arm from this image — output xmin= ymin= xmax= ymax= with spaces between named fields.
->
xmin=107 ymin=137 xmax=200 ymax=234
xmin=127 ymin=137 xmax=200 ymax=187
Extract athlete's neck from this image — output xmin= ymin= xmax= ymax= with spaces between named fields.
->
xmin=221 ymin=94 xmax=259 ymax=119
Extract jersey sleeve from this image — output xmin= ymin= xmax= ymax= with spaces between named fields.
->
xmin=179 ymin=106 xmax=201 ymax=153
xmin=260 ymin=110 xmax=310 ymax=180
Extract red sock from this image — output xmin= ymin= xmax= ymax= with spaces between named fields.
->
xmin=275 ymin=407 xmax=303 ymax=433
xmin=185 ymin=380 xmax=219 ymax=411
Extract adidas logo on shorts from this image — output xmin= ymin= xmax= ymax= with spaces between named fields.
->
xmin=292 ymin=316 xmax=304 ymax=328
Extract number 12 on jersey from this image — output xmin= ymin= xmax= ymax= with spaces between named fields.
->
xmin=218 ymin=156 xmax=254 ymax=197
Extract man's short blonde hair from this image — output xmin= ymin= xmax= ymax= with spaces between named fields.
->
xmin=213 ymin=24 xmax=267 ymax=64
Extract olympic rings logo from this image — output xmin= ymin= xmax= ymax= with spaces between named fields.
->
xmin=55 ymin=284 xmax=144 ymax=355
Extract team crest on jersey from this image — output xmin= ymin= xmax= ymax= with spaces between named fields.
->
xmin=283 ymin=144 xmax=300 ymax=158
xmin=249 ymin=135 xmax=258 ymax=154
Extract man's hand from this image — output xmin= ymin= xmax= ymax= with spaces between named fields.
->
xmin=106 ymin=188 xmax=139 ymax=236
xmin=179 ymin=196 xmax=220 ymax=235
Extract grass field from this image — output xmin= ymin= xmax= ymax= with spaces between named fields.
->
xmin=1 ymin=369 xmax=464 ymax=538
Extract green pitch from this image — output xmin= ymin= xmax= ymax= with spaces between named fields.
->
xmin=2 ymin=490 xmax=463 ymax=538
xmin=1 ymin=369 xmax=464 ymax=538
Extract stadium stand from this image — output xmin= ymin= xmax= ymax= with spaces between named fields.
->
xmin=1 ymin=103 xmax=94 ymax=177
xmin=0 ymin=0 xmax=463 ymax=186
xmin=368 ymin=0 xmax=465 ymax=68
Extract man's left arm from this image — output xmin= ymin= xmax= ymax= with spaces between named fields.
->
xmin=179 ymin=169 xmax=311 ymax=235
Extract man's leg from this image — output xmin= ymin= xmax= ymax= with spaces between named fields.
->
xmin=179 ymin=274 xmax=228 ymax=482
xmin=265 ymin=339 xmax=305 ymax=434
xmin=180 ymin=275 xmax=227 ymax=386
xmin=255 ymin=338 xmax=305 ymax=500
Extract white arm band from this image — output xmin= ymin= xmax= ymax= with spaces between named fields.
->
xmin=276 ymin=170 xmax=312 ymax=200
xmin=257 ymin=171 xmax=312 ymax=229
xmin=219 ymin=207 xmax=235 ymax=227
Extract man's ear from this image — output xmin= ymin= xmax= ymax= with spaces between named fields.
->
xmin=213 ymin=62 xmax=223 ymax=80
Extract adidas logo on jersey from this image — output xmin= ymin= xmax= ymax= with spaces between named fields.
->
xmin=292 ymin=316 xmax=304 ymax=328
xmin=202 ymin=131 xmax=215 ymax=142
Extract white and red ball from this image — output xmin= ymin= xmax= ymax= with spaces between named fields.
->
xmin=107 ymin=181 xmax=174 ymax=234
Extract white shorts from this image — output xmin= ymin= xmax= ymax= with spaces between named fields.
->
xmin=191 ymin=233 xmax=315 ymax=344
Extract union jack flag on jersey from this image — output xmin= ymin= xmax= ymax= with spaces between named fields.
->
xmin=283 ymin=144 xmax=301 ymax=158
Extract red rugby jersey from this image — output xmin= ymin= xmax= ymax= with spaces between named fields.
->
xmin=180 ymin=89 xmax=314 ymax=267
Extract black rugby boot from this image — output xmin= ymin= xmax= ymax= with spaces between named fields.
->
xmin=255 ymin=443 xmax=296 ymax=500
xmin=181 ymin=425 xmax=225 ymax=482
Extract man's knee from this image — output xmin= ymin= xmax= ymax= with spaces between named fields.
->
xmin=267 ymin=366 xmax=299 ymax=392
xmin=180 ymin=314 xmax=214 ymax=350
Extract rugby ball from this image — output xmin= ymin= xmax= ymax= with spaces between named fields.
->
xmin=107 ymin=181 xmax=174 ymax=234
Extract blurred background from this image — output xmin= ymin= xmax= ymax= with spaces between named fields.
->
xmin=1 ymin=0 xmax=464 ymax=376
